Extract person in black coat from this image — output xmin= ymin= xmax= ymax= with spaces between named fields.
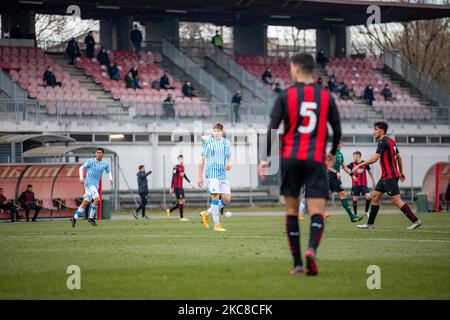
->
xmin=381 ymin=84 xmax=393 ymax=102
xmin=163 ymin=93 xmax=176 ymax=118
xmin=0 ymin=187 xmax=19 ymax=222
xmin=18 ymin=185 xmax=41 ymax=222
xmin=182 ymin=81 xmax=197 ymax=98
xmin=133 ymin=165 xmax=152 ymax=219
xmin=84 ymin=31 xmax=96 ymax=59
xmin=130 ymin=24 xmax=143 ymax=53
xmin=10 ymin=23 xmax=23 ymax=39
xmin=231 ymin=90 xmax=242 ymax=123
xmin=364 ymin=85 xmax=375 ymax=105
xmin=43 ymin=66 xmax=62 ymax=87
xmin=97 ymin=47 xmax=110 ymax=66
xmin=66 ymin=38 xmax=81 ymax=64
xmin=262 ymin=68 xmax=273 ymax=85
xmin=340 ymin=83 xmax=352 ymax=100
xmin=160 ymin=71 xmax=175 ymax=90
xmin=108 ymin=63 xmax=120 ymax=80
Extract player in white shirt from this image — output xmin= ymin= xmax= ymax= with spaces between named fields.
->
xmin=198 ymin=123 xmax=232 ymax=232
xmin=70 ymin=148 xmax=113 ymax=227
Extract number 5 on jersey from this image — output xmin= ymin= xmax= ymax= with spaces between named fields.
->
xmin=298 ymin=101 xmax=318 ymax=134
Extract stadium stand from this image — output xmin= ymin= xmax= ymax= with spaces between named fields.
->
xmin=75 ymin=49 xmax=211 ymax=118
xmin=0 ymin=45 xmax=108 ymax=116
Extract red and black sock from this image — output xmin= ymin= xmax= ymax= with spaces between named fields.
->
xmin=401 ymin=204 xmax=418 ymax=223
xmin=365 ymin=199 xmax=371 ymax=213
xmin=179 ymin=204 xmax=184 ymax=218
xmin=286 ymin=215 xmax=302 ymax=267
xmin=169 ymin=203 xmax=178 ymax=213
xmin=353 ymin=201 xmax=358 ymax=215
xmin=309 ymin=214 xmax=324 ymax=252
xmin=368 ymin=205 xmax=380 ymax=225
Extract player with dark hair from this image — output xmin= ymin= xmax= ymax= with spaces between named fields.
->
xmin=327 ymin=140 xmax=364 ymax=222
xmin=258 ymin=52 xmax=342 ymax=276
xmin=352 ymin=121 xmax=422 ymax=230
xmin=70 ymin=148 xmax=112 ymax=227
xmin=348 ymin=151 xmax=376 ymax=217
xmin=133 ymin=165 xmax=152 ymax=219
xmin=166 ymin=155 xmax=195 ymax=221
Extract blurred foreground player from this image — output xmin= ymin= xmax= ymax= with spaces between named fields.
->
xmin=258 ymin=53 xmax=342 ymax=276
xmin=352 ymin=122 xmax=422 ymax=230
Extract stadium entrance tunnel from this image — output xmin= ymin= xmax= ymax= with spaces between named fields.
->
xmin=422 ymin=162 xmax=450 ymax=212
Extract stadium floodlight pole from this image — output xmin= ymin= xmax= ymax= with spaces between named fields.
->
xmin=163 ymin=155 xmax=167 ymax=208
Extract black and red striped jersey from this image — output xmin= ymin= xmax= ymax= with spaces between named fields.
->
xmin=348 ymin=161 xmax=371 ymax=187
xmin=267 ymin=83 xmax=341 ymax=163
xmin=376 ymin=136 xmax=400 ymax=180
xmin=171 ymin=165 xmax=190 ymax=189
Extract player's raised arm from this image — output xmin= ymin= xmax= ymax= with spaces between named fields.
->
xmin=352 ymin=153 xmax=380 ymax=173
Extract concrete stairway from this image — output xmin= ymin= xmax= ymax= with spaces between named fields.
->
xmin=49 ymin=53 xmax=129 ymax=118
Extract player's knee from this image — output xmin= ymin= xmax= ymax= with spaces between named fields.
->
xmin=221 ymin=195 xmax=231 ymax=203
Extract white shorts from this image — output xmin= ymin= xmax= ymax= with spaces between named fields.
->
xmin=206 ymin=179 xmax=231 ymax=195
xmin=83 ymin=185 xmax=100 ymax=202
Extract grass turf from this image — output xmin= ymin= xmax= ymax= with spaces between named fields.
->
xmin=0 ymin=212 xmax=449 ymax=299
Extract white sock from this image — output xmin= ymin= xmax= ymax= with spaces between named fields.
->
xmin=89 ymin=205 xmax=97 ymax=219
xmin=211 ymin=201 xmax=220 ymax=225
xmin=74 ymin=206 xmax=85 ymax=219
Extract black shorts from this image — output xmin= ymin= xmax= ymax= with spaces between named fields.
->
xmin=375 ymin=178 xmax=400 ymax=197
xmin=280 ymin=159 xmax=329 ymax=199
xmin=174 ymin=188 xmax=185 ymax=200
xmin=328 ymin=173 xmax=344 ymax=193
xmin=351 ymin=186 xmax=371 ymax=196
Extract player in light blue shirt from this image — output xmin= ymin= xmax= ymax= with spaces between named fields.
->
xmin=70 ymin=148 xmax=113 ymax=227
xmin=198 ymin=123 xmax=232 ymax=232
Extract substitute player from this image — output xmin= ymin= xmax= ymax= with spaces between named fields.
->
xmin=70 ymin=148 xmax=113 ymax=227
xmin=327 ymin=140 xmax=363 ymax=222
xmin=348 ymin=151 xmax=376 ymax=218
xmin=258 ymin=52 xmax=342 ymax=276
xmin=198 ymin=123 xmax=232 ymax=232
xmin=166 ymin=155 xmax=195 ymax=221
xmin=352 ymin=121 xmax=422 ymax=230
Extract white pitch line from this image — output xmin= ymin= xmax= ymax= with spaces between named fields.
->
xmin=3 ymin=233 xmax=450 ymax=244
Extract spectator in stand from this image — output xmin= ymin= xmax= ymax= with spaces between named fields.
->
xmin=66 ymin=38 xmax=81 ymax=65
xmin=317 ymin=77 xmax=323 ymax=87
xmin=274 ymin=82 xmax=282 ymax=94
xmin=316 ymin=48 xmax=328 ymax=67
xmin=130 ymin=24 xmax=143 ymax=53
xmin=10 ymin=23 xmax=23 ymax=39
xmin=97 ymin=47 xmax=110 ymax=66
xmin=125 ymin=71 xmax=141 ymax=89
xmin=381 ymin=84 xmax=393 ymax=102
xmin=84 ymin=31 xmax=96 ymax=59
xmin=327 ymin=76 xmax=337 ymax=92
xmin=340 ymin=83 xmax=352 ymax=100
xmin=18 ymin=185 xmax=41 ymax=222
xmin=163 ymin=93 xmax=176 ymax=118
xmin=0 ymin=187 xmax=19 ymax=222
xmin=211 ymin=30 xmax=224 ymax=51
xmin=182 ymin=81 xmax=197 ymax=98
xmin=43 ymin=66 xmax=62 ymax=87
xmin=231 ymin=90 xmax=242 ymax=123
xmin=364 ymin=84 xmax=375 ymax=106
xmin=129 ymin=66 xmax=141 ymax=87
xmin=160 ymin=71 xmax=175 ymax=90
xmin=108 ymin=62 xmax=120 ymax=81
xmin=262 ymin=68 xmax=273 ymax=85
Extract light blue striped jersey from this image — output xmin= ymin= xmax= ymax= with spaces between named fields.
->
xmin=82 ymin=158 xmax=111 ymax=188
xmin=202 ymin=137 xmax=231 ymax=180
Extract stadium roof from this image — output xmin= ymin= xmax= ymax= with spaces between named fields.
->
xmin=0 ymin=134 xmax=75 ymax=144
xmin=22 ymin=145 xmax=117 ymax=157
xmin=4 ymin=0 xmax=450 ymax=28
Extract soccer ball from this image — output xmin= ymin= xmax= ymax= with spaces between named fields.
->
xmin=224 ymin=211 xmax=232 ymax=218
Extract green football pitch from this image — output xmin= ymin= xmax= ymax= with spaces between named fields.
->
xmin=1 ymin=211 xmax=449 ymax=299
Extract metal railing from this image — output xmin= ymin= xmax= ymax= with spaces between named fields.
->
xmin=383 ymin=48 xmax=450 ymax=107
xmin=201 ymin=40 xmax=277 ymax=104
xmin=0 ymin=70 xmax=27 ymax=101
xmin=1 ymin=97 xmax=448 ymax=128
xmin=162 ymin=39 xmax=232 ymax=103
